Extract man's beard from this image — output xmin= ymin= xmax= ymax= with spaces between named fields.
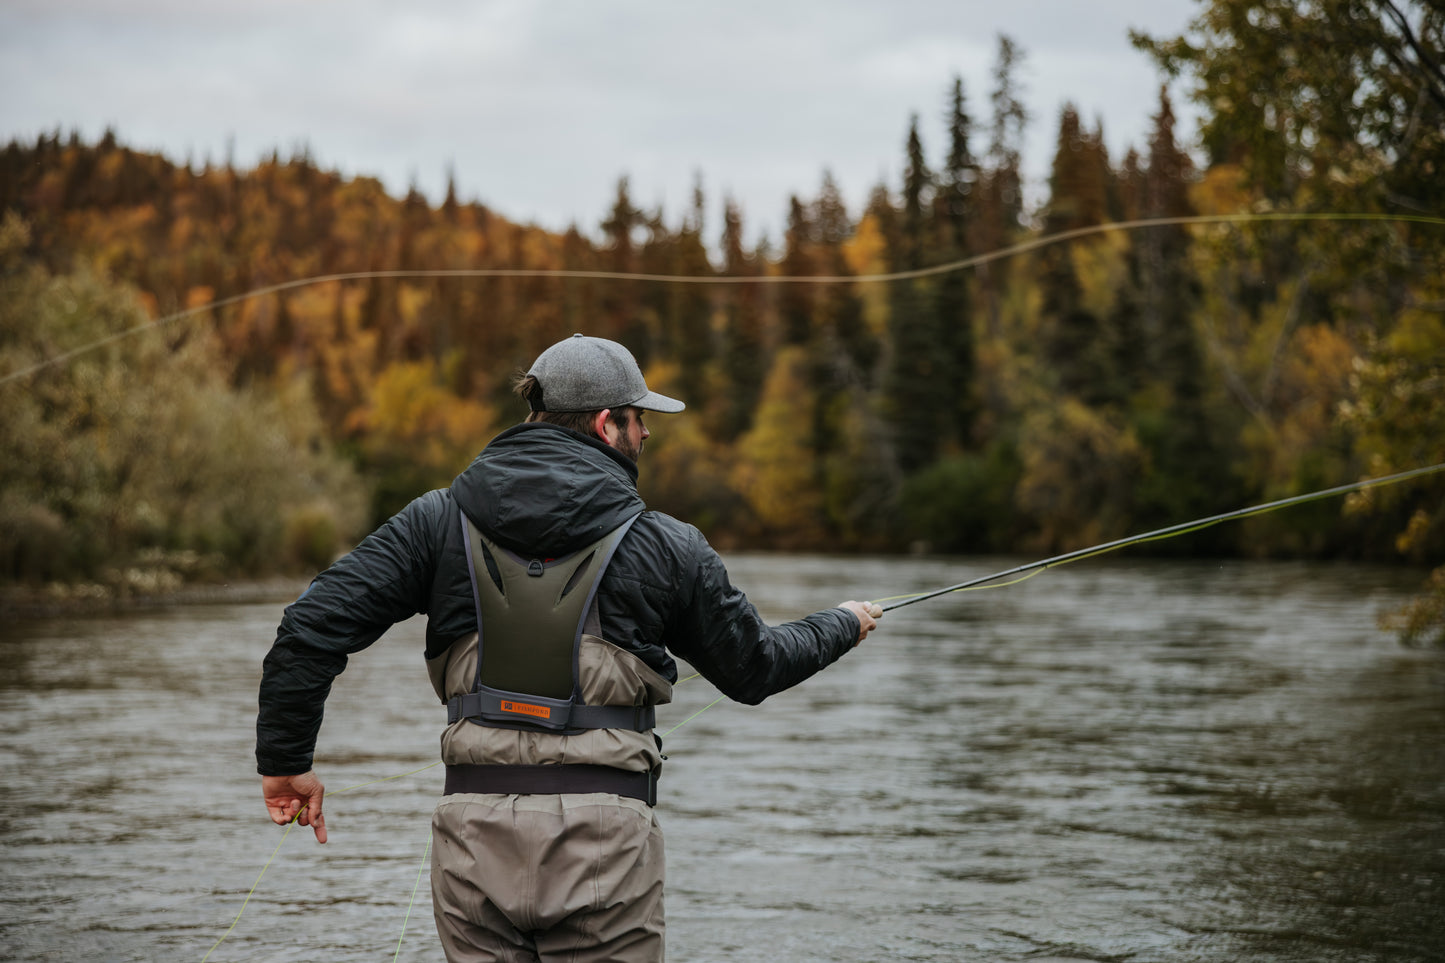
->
xmin=615 ymin=432 xmax=642 ymax=463
xmin=611 ymin=410 xmax=643 ymax=463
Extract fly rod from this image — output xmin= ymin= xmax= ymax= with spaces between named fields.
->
xmin=876 ymin=462 xmax=1445 ymax=613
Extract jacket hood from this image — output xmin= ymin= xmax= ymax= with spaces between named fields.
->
xmin=449 ymin=422 xmax=645 ymax=558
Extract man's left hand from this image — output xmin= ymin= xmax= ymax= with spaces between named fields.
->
xmin=262 ymin=770 xmax=328 ymax=843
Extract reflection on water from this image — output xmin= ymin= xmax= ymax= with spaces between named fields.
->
xmin=1 ymin=557 xmax=1441 ymax=962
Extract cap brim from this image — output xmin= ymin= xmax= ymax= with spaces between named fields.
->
xmin=636 ymin=390 xmax=686 ymax=413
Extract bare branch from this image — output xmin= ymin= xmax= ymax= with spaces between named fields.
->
xmin=1375 ymin=0 xmax=1445 ymax=113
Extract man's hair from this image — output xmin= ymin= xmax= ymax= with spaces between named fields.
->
xmin=513 ymin=373 xmax=634 ymax=435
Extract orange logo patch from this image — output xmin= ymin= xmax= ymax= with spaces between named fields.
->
xmin=500 ymin=700 xmax=551 ymax=720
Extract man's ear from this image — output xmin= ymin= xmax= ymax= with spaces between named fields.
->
xmin=592 ymin=408 xmax=614 ymax=445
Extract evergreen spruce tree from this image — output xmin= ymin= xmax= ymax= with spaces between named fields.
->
xmin=718 ymin=198 xmax=765 ymax=440
xmin=982 ymin=35 xmax=1027 ymax=239
xmin=669 ymin=176 xmax=715 ymax=411
xmin=778 ymin=195 xmax=814 ymax=347
xmin=1134 ymin=85 xmax=1230 ymax=531
xmin=637 ymin=207 xmax=674 ymax=367
xmin=975 ymin=34 xmax=1028 ymax=344
xmin=1038 ymin=105 xmax=1114 ymax=406
xmin=935 ymin=76 xmax=979 ymax=447
xmin=599 ymin=177 xmax=644 ymax=359
xmin=1109 ymin=147 xmax=1148 ymax=397
xmin=810 ymin=171 xmax=873 ymax=390
xmin=1141 ymin=87 xmax=1202 ymax=402
xmin=884 ymin=115 xmax=947 ymax=473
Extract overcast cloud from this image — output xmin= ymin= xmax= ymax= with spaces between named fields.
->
xmin=0 ymin=0 xmax=1201 ymax=246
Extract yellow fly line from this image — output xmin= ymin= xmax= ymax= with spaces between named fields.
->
xmin=185 ymin=212 xmax=1444 ymax=958
xmin=200 ymin=761 xmax=443 ymax=962
xmin=873 ymin=462 xmax=1445 ymax=612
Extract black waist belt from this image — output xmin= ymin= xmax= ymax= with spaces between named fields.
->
xmin=443 ymin=763 xmax=658 ymax=806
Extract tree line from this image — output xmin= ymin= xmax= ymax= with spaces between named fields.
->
xmin=1 ymin=3 xmax=1442 ymax=640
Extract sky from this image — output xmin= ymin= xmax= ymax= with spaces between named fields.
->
xmin=0 ymin=0 xmax=1203 ymax=247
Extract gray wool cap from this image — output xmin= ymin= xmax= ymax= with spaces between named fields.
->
xmin=526 ymin=334 xmax=686 ymax=413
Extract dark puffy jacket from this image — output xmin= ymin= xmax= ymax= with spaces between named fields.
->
xmin=256 ymin=422 xmax=860 ymax=775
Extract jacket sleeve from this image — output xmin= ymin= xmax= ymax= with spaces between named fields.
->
xmin=255 ymin=490 xmax=447 ymax=775
xmin=665 ymin=528 xmax=860 ymax=705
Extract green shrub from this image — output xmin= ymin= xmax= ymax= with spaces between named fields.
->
xmin=899 ymin=442 xmax=1022 ymax=553
xmin=0 ymin=218 xmax=368 ymax=586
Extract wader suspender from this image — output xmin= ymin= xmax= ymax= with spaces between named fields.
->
xmin=447 ymin=510 xmax=654 ymax=734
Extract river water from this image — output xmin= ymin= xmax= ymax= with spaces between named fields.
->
xmin=1 ymin=555 xmax=1442 ymax=962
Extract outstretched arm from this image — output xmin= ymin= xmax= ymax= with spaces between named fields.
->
xmin=668 ymin=534 xmax=885 ymax=704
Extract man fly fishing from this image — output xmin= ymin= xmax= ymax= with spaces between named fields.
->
xmin=256 ymin=333 xmax=882 ymax=962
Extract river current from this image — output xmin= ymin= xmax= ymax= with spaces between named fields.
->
xmin=1 ymin=554 xmax=1442 ymax=962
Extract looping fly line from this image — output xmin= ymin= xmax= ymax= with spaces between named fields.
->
xmin=5 ymin=211 xmax=1442 ymax=387
xmin=132 ymin=210 xmax=1438 ymax=957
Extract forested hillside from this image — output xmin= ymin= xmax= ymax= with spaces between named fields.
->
xmin=2 ymin=5 xmax=1442 ymax=638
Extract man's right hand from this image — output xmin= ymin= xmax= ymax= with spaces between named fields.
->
xmin=839 ymin=601 xmax=883 ymax=644
xmin=262 ymin=770 xmax=328 ymax=843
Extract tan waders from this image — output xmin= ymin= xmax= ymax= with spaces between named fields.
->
xmin=432 ymin=792 xmax=665 ymax=962
xmin=429 ymin=512 xmax=671 ymax=961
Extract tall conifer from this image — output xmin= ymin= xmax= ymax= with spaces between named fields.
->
xmin=779 ymin=196 xmax=814 ymax=347
xmin=936 ymin=76 xmax=979 ymax=446
xmin=1038 ymin=105 xmax=1114 ymax=406
xmin=976 ymin=35 xmax=1028 ymax=343
xmin=600 ymin=177 xmax=644 ymax=360
xmin=1134 ymin=85 xmax=1226 ymax=530
xmin=885 ymin=116 xmax=947 ymax=473
xmin=719 ymin=198 xmax=765 ymax=439
xmin=669 ymin=175 xmax=714 ymax=409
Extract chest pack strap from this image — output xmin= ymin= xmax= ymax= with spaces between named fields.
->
xmin=450 ymin=510 xmax=650 ymax=734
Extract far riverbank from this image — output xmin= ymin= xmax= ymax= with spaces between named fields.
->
xmin=0 ymin=577 xmax=310 ymax=619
